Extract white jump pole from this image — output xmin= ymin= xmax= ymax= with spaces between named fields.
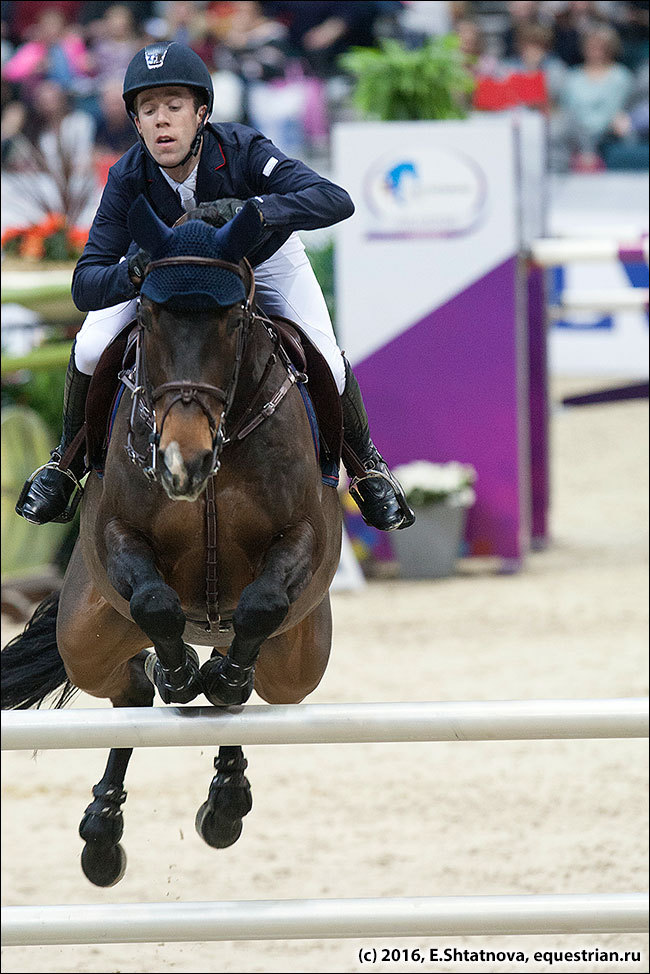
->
xmin=549 ymin=288 xmax=649 ymax=314
xmin=2 ymin=699 xmax=648 ymax=751
xmin=2 ymin=893 xmax=648 ymax=946
xmin=530 ymin=238 xmax=649 ymax=265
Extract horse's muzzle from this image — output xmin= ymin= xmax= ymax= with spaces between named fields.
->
xmin=159 ymin=442 xmax=215 ymax=500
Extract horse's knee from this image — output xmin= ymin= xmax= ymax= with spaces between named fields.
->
xmin=129 ymin=582 xmax=185 ymax=642
xmin=233 ymin=585 xmax=289 ymax=642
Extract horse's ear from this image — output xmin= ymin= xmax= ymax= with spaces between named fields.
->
xmin=213 ymin=200 xmax=264 ymax=263
xmin=128 ymin=195 xmax=174 ymax=255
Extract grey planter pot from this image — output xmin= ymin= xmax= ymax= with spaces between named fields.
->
xmin=391 ymin=502 xmax=469 ymax=579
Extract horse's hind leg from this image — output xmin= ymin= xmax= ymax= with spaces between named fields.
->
xmin=78 ymin=652 xmax=154 ymax=886
xmin=57 ymin=547 xmax=154 ymax=885
xmin=195 ymin=745 xmax=253 ymax=848
xmin=104 ymin=518 xmax=202 ymax=704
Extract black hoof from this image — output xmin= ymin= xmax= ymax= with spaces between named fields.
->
xmin=144 ymin=646 xmax=203 ymax=704
xmin=81 ymin=842 xmax=127 ymax=887
xmin=200 ymin=655 xmax=255 ymax=706
xmin=195 ymin=803 xmax=244 ymax=848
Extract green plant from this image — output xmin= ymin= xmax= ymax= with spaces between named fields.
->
xmin=339 ymin=35 xmax=475 ymax=122
xmin=305 ymin=240 xmax=336 ymax=329
xmin=2 ymin=362 xmax=66 ymax=441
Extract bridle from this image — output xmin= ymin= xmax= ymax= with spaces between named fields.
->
xmin=119 ymin=255 xmax=301 ymax=483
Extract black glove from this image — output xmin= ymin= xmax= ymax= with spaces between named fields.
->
xmin=187 ymin=198 xmax=258 ymax=228
xmin=127 ymin=248 xmax=151 ymax=288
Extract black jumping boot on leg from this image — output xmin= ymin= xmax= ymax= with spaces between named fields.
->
xmin=16 ymin=345 xmax=91 ymax=524
xmin=340 ymin=357 xmax=415 ymax=532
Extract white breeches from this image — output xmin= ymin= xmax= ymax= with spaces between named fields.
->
xmin=73 ymin=234 xmax=346 ymax=393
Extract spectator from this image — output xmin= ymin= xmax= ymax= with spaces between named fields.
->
xmin=93 ymin=77 xmax=135 ymax=155
xmin=456 ymin=18 xmax=500 ymax=77
xmin=149 ymin=1 xmax=211 ymax=47
xmin=216 ymin=1 xmax=291 ymax=83
xmin=1 ymin=78 xmax=26 ymax=167
xmin=560 ymin=24 xmax=634 ymax=169
xmin=262 ymin=1 xmax=383 ymax=77
xmin=609 ymin=1 xmax=650 ymax=70
xmin=3 ymin=2 xmax=83 ymax=46
xmin=601 ymin=58 xmax=649 ymax=168
xmin=77 ymin=1 xmax=154 ymax=34
xmin=502 ymin=1 xmax=545 ymax=59
xmin=506 ymin=22 xmax=568 ymax=103
xmin=87 ymin=4 xmax=143 ymax=86
xmin=2 ymin=13 xmax=15 ymax=65
xmin=551 ymin=1 xmax=607 ymax=67
xmin=2 ymin=8 xmax=91 ymax=99
xmin=22 ymin=79 xmax=95 ymax=175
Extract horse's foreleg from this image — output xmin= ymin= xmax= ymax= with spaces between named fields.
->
xmin=104 ymin=518 xmax=202 ymax=704
xmin=78 ymin=651 xmax=154 ymax=886
xmin=201 ymin=522 xmax=315 ymax=706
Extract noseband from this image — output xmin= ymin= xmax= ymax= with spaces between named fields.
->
xmin=121 ymin=256 xmax=255 ymax=481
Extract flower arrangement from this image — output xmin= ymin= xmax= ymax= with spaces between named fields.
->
xmin=392 ymin=460 xmax=476 ymax=509
xmin=1 ymin=213 xmax=87 ymax=261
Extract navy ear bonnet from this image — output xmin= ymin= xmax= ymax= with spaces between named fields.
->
xmin=127 ymin=196 xmax=261 ymax=311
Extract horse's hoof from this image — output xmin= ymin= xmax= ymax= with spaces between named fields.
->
xmin=195 ymin=802 xmax=244 ymax=849
xmin=144 ymin=646 xmax=203 ymax=704
xmin=80 ymin=842 xmax=127 ymax=887
xmin=200 ymin=656 xmax=255 ymax=706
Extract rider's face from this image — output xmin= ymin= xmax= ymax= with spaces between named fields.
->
xmin=134 ymin=86 xmax=206 ymax=169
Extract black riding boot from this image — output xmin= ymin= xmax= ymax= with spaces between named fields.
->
xmin=341 ymin=358 xmax=415 ymax=531
xmin=16 ymin=345 xmax=91 ymax=524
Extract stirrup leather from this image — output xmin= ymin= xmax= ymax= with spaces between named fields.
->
xmin=15 ymin=454 xmax=85 ymax=524
xmin=349 ymin=466 xmax=416 ymax=530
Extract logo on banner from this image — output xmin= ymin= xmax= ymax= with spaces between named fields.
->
xmin=364 ymin=147 xmax=487 ymax=239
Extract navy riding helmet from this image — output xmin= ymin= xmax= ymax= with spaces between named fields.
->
xmin=123 ymin=42 xmax=214 ymax=166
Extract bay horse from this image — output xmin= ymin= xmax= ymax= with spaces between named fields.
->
xmin=1 ymin=197 xmax=342 ymax=886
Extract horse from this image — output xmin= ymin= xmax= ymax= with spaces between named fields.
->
xmin=1 ymin=197 xmax=342 ymax=887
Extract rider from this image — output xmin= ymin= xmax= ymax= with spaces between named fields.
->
xmin=17 ymin=41 xmax=414 ymax=532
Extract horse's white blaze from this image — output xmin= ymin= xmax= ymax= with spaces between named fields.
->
xmin=164 ymin=442 xmax=187 ymax=481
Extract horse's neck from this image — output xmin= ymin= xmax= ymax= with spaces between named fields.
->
xmin=237 ymin=320 xmax=282 ymax=399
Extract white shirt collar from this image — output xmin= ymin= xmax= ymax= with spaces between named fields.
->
xmin=160 ymin=165 xmax=198 ymax=211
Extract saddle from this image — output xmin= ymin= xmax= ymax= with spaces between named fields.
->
xmin=82 ymin=312 xmax=343 ymax=478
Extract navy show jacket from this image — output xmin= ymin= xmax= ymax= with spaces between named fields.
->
xmin=71 ymin=122 xmax=355 ymax=312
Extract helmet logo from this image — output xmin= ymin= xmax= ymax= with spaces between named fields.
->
xmin=144 ymin=43 xmax=169 ymax=69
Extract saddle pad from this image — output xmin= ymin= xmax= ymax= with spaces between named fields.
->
xmin=269 ymin=314 xmax=343 ymax=472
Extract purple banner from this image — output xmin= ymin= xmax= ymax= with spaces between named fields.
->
xmin=356 ymin=257 xmax=531 ymax=563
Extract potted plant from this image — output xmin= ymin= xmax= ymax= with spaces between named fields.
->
xmin=339 ymin=35 xmax=475 ymax=122
xmin=390 ymin=461 xmax=476 ymax=578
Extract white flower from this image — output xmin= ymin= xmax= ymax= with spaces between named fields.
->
xmin=393 ymin=460 xmax=476 ymax=507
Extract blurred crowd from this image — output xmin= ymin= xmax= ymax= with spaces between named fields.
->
xmin=1 ymin=0 xmax=648 ymax=203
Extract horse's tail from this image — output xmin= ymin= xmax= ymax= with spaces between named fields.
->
xmin=1 ymin=592 xmax=77 ymax=710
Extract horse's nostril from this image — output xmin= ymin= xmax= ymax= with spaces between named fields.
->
xmin=187 ymin=449 xmax=215 ymax=484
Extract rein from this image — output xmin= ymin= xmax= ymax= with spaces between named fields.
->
xmin=118 ymin=254 xmax=304 ymax=631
